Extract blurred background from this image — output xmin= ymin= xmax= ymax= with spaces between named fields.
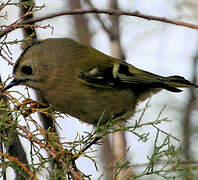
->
xmin=0 ymin=0 xmax=198 ymax=179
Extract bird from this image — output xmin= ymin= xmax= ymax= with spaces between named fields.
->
xmin=2 ymin=38 xmax=198 ymax=125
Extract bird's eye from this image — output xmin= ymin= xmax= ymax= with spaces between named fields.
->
xmin=21 ymin=66 xmax=32 ymax=75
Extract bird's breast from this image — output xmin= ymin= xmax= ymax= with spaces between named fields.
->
xmin=43 ymin=78 xmax=137 ymax=125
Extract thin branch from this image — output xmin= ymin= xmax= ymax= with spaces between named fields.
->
xmin=72 ymin=136 xmax=102 ymax=161
xmin=1 ymin=8 xmax=198 ymax=38
xmin=0 ymin=0 xmax=11 ymax=11
xmin=85 ymin=1 xmax=112 ymax=36
xmin=0 ymin=152 xmax=37 ymax=180
xmin=0 ymin=76 xmax=28 ymax=179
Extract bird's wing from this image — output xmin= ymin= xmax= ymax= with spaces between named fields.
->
xmin=78 ymin=61 xmax=196 ymax=92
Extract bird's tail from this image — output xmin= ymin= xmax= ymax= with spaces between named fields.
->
xmin=120 ymin=62 xmax=197 ymax=93
xmin=159 ymin=75 xmax=198 ymax=92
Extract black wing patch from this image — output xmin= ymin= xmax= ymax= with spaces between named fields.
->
xmin=78 ymin=66 xmax=123 ymax=88
xmin=78 ymin=63 xmax=183 ymax=92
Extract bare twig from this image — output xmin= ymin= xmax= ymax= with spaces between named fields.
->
xmin=0 ymin=52 xmax=14 ymax=65
xmin=85 ymin=1 xmax=112 ymax=36
xmin=1 ymin=8 xmax=198 ymax=38
xmin=0 ymin=0 xmax=11 ymax=11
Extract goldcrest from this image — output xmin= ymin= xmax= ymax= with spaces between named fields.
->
xmin=2 ymin=38 xmax=197 ymax=125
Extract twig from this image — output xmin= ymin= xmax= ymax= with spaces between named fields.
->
xmin=0 ymin=0 xmax=11 ymax=11
xmin=73 ymin=136 xmax=102 ymax=161
xmin=85 ymin=1 xmax=112 ymax=36
xmin=1 ymin=8 xmax=198 ymax=38
xmin=0 ymin=151 xmax=37 ymax=180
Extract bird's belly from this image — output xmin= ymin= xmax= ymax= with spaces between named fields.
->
xmin=45 ymin=86 xmax=137 ymax=125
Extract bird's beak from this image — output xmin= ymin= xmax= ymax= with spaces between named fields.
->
xmin=2 ymin=78 xmax=23 ymax=92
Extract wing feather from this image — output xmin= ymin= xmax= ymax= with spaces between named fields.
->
xmin=78 ymin=62 xmax=195 ymax=92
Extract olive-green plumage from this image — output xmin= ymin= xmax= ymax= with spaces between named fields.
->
xmin=3 ymin=38 xmax=198 ymax=125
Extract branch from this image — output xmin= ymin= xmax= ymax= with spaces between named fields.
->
xmin=1 ymin=8 xmax=198 ymax=38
